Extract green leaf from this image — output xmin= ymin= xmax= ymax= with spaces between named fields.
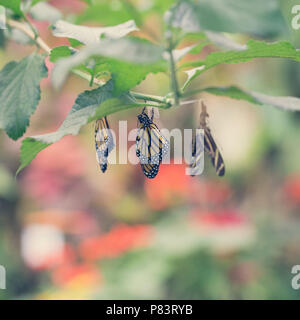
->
xmin=16 ymin=138 xmax=50 ymax=176
xmin=50 ymin=45 xmax=92 ymax=75
xmin=32 ymin=80 xmax=115 ymax=144
xmin=31 ymin=0 xmax=47 ymax=6
xmin=51 ymin=43 xmax=167 ymax=94
xmin=166 ymin=0 xmax=287 ymax=37
xmin=171 ymin=44 xmax=202 ymax=62
xmin=0 ymin=0 xmax=23 ymax=16
xmin=68 ymin=38 xmax=83 ymax=48
xmin=0 ymin=53 xmax=48 ymax=140
xmin=52 ymin=38 xmax=165 ymax=89
xmin=95 ymin=57 xmax=167 ymax=95
xmin=186 ymin=86 xmax=300 ymax=111
xmin=77 ymin=0 xmax=174 ymax=26
xmin=80 ymin=0 xmax=93 ymax=4
xmin=182 ymin=40 xmax=300 ymax=90
xmin=50 ymin=46 xmax=73 ymax=63
xmin=52 ymin=19 xmax=138 ymax=45
xmin=202 ymin=86 xmax=261 ymax=105
xmin=76 ymin=2 xmax=137 ymax=26
xmin=204 ymin=31 xmax=246 ymax=51
xmin=50 ymin=45 xmax=166 ymax=95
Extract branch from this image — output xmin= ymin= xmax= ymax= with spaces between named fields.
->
xmin=7 ymin=19 xmax=51 ymax=54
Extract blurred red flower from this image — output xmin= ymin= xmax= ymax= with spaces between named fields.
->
xmin=283 ymin=175 xmax=300 ymax=205
xmin=191 ymin=210 xmax=247 ymax=229
xmin=52 ymin=263 xmax=101 ymax=288
xmin=144 ymin=161 xmax=232 ymax=210
xmin=80 ymin=224 xmax=153 ymax=261
xmin=144 ymin=163 xmax=191 ymax=210
xmin=21 ymin=136 xmax=86 ymax=203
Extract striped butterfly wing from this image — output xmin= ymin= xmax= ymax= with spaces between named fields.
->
xmin=95 ymin=117 xmax=114 ymax=173
xmin=148 ymin=123 xmax=169 ymax=164
xmin=136 ymin=121 xmax=169 ymax=179
xmin=190 ymin=130 xmax=205 ymax=177
xmin=203 ymin=127 xmax=225 ymax=177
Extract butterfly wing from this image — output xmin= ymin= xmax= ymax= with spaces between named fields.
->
xmin=95 ymin=117 xmax=114 ymax=173
xmin=149 ymin=123 xmax=169 ymax=160
xmin=136 ymin=119 xmax=169 ymax=179
xmin=203 ymin=128 xmax=225 ymax=177
xmin=190 ymin=130 xmax=205 ymax=177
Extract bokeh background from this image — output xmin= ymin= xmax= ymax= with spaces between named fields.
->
xmin=1 ymin=0 xmax=300 ymax=299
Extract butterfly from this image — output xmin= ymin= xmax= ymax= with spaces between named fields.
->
xmin=95 ymin=116 xmax=114 ymax=173
xmin=191 ymin=102 xmax=225 ymax=177
xmin=136 ymin=107 xmax=169 ymax=179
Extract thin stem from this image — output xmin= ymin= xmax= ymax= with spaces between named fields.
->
xmin=23 ymin=15 xmax=39 ymax=40
xmin=167 ymin=39 xmax=180 ymax=106
xmin=130 ymin=92 xmax=169 ymax=105
xmin=129 ymin=102 xmax=171 ymax=109
xmin=7 ymin=19 xmax=51 ymax=53
xmin=6 ymin=19 xmax=170 ymax=107
xmin=71 ymin=69 xmax=102 ymax=86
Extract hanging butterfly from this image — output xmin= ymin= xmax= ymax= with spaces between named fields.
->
xmin=191 ymin=102 xmax=225 ymax=177
xmin=136 ymin=107 xmax=169 ymax=179
xmin=95 ymin=116 xmax=114 ymax=173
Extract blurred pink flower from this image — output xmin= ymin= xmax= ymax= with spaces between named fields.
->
xmin=24 ymin=209 xmax=99 ymax=236
xmin=50 ymin=0 xmax=86 ymax=14
xmin=56 ymin=93 xmax=77 ymax=122
xmin=191 ymin=210 xmax=247 ymax=229
xmin=188 ymin=179 xmax=232 ymax=206
xmin=65 ymin=211 xmax=100 ymax=236
xmin=41 ymin=56 xmax=54 ymax=88
xmin=22 ymin=136 xmax=86 ymax=203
